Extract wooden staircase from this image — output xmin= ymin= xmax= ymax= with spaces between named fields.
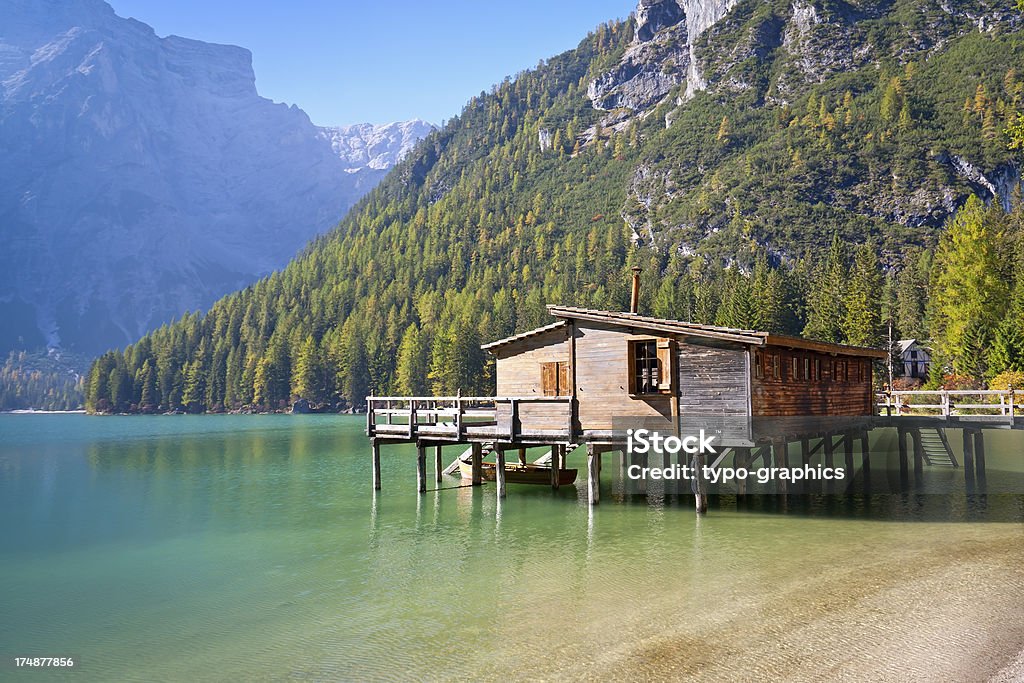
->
xmin=441 ymin=442 xmax=495 ymax=475
xmin=532 ymin=444 xmax=579 ymax=466
xmin=918 ymin=428 xmax=958 ymax=467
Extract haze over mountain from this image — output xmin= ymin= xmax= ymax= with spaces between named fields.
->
xmin=0 ymin=0 xmax=432 ymax=356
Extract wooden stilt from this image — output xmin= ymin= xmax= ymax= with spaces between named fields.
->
xmin=962 ymin=429 xmax=976 ymax=489
xmin=973 ymin=430 xmax=986 ymax=480
xmin=517 ymin=447 xmax=527 ymax=466
xmin=860 ymin=432 xmax=871 ymax=475
xmin=800 ymin=439 xmax=811 ymax=494
xmin=416 ymin=443 xmax=426 ymax=493
xmin=587 ymin=444 xmax=600 ymax=505
xmin=776 ymin=440 xmax=790 ymax=495
xmin=372 ymin=439 xmax=381 ymax=491
xmin=824 ymin=433 xmax=835 ymax=493
xmin=471 ymin=442 xmax=483 ymax=486
xmin=860 ymin=431 xmax=871 ymax=494
xmin=495 ymin=447 xmax=507 ymax=499
xmin=911 ymin=429 xmax=923 ymax=486
xmin=736 ymin=447 xmax=750 ymax=497
xmin=897 ymin=427 xmax=909 ymax=487
xmin=843 ymin=434 xmax=854 ymax=477
xmin=551 ymin=444 xmax=560 ymax=490
xmin=434 ymin=445 xmax=443 ymax=482
xmin=692 ymin=452 xmax=707 ymax=515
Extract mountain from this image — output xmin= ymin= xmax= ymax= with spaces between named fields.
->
xmin=84 ymin=0 xmax=1024 ymax=414
xmin=0 ymin=0 xmax=431 ymax=357
xmin=320 ymin=120 xmax=437 ymax=172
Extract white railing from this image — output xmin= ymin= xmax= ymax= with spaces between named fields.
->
xmin=877 ymin=389 xmax=1016 ymax=417
xmin=366 ymin=394 xmax=572 ymax=441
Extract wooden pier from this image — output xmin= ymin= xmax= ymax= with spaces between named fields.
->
xmin=365 ymin=302 xmax=1019 ymax=514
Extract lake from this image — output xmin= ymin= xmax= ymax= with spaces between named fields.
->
xmin=1 ymin=414 xmax=1023 ymax=681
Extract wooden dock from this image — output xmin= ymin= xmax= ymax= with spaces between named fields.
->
xmin=366 ymin=392 xmax=1019 ymax=514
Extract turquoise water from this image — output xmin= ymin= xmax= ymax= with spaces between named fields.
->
xmin=1 ymin=415 xmax=1023 ymax=681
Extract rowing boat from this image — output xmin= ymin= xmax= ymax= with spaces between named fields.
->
xmin=459 ymin=460 xmax=578 ymax=486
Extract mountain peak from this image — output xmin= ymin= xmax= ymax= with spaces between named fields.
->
xmin=0 ymin=0 xmax=432 ymax=354
xmin=319 ymin=120 xmax=437 ymax=171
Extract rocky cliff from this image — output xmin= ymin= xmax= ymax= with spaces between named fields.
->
xmin=589 ymin=0 xmax=1022 ymax=255
xmin=0 ymin=0 xmax=431 ymax=355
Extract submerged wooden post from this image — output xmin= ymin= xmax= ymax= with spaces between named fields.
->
xmin=824 ymin=433 xmax=835 ymax=493
xmin=587 ymin=444 xmax=600 ymax=505
xmin=471 ymin=442 xmax=483 ymax=486
xmin=416 ymin=443 xmax=427 ymax=493
xmin=973 ymin=430 xmax=986 ymax=480
xmin=372 ymin=439 xmax=382 ymax=491
xmin=897 ymin=427 xmax=909 ymax=487
xmin=860 ymin=432 xmax=871 ymax=475
xmin=843 ymin=434 xmax=854 ymax=477
xmin=860 ymin=431 xmax=871 ymax=494
xmin=692 ymin=452 xmax=708 ymax=515
xmin=774 ymin=440 xmax=790 ymax=495
xmin=495 ymin=447 xmax=507 ymax=499
xmin=800 ymin=438 xmax=811 ymax=495
xmin=736 ymin=447 xmax=751 ymax=497
xmin=962 ymin=429 xmax=976 ymax=487
xmin=550 ymin=444 xmax=561 ymax=490
xmin=434 ymin=445 xmax=443 ymax=482
xmin=911 ymin=429 xmax=923 ymax=485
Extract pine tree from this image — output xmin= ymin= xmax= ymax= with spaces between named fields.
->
xmin=138 ymin=359 xmax=157 ymax=413
xmin=989 ymin=268 xmax=1024 ymax=374
xmin=929 ymin=194 xmax=1009 ymax=377
xmin=395 ymin=324 xmax=429 ymax=396
xmin=842 ymin=242 xmax=883 ymax=347
xmin=181 ymin=359 xmax=206 ymax=413
xmin=716 ymin=116 xmax=730 ymax=144
xmin=291 ymin=336 xmax=325 ymax=403
xmin=804 ymin=234 xmax=848 ymax=343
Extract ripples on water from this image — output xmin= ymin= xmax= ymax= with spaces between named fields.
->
xmin=0 ymin=415 xmax=1022 ymax=681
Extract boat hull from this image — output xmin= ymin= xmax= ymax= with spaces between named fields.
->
xmin=459 ymin=460 xmax=578 ymax=486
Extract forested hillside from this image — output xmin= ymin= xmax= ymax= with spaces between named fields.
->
xmin=85 ymin=0 xmax=1024 ymax=414
xmin=1 ymin=352 xmax=84 ymax=411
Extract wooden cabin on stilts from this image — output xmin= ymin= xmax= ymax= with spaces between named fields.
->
xmin=367 ymin=269 xmax=889 ymax=513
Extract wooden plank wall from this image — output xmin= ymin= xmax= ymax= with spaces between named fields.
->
xmin=575 ymin=322 xmax=673 ymax=431
xmin=494 ymin=329 xmax=570 ymax=432
xmin=751 ymin=346 xmax=874 ymax=416
xmin=677 ymin=343 xmax=749 ymax=414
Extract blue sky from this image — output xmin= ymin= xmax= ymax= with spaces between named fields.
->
xmin=107 ymin=1 xmax=634 ymax=126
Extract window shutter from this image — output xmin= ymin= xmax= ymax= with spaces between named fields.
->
xmin=656 ymin=338 xmax=675 ymax=393
xmin=541 ymin=362 xmax=557 ymax=396
xmin=557 ymin=361 xmax=570 ymax=396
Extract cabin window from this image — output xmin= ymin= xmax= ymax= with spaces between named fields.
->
xmin=803 ymin=357 xmax=811 ymax=381
xmin=836 ymin=360 xmax=846 ymax=383
xmin=791 ymin=356 xmax=799 ymax=382
xmin=771 ymin=354 xmax=781 ymax=380
xmin=814 ymin=358 xmax=821 ymax=381
xmin=628 ymin=338 xmax=675 ymax=395
xmin=541 ymin=361 xmax=570 ymax=396
xmin=754 ymin=351 xmax=764 ymax=379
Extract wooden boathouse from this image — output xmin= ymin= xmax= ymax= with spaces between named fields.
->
xmin=367 ymin=279 xmax=889 ymax=512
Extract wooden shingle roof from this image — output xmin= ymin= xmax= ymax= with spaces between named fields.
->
xmin=481 ymin=305 xmax=887 ymax=358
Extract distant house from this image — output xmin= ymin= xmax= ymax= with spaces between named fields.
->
xmin=896 ymin=340 xmax=930 ymax=379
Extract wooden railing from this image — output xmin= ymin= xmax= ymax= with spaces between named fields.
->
xmin=877 ymin=389 xmax=1016 ymax=417
xmin=366 ymin=395 xmax=573 ymax=442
